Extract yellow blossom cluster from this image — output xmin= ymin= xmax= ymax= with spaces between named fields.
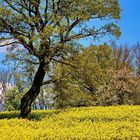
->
xmin=0 ymin=106 xmax=140 ymax=140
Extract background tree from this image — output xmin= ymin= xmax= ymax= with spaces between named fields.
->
xmin=3 ymin=86 xmax=25 ymax=111
xmin=3 ymin=47 xmax=37 ymax=91
xmin=0 ymin=67 xmax=13 ymax=111
xmin=113 ymin=45 xmax=132 ymax=70
xmin=53 ymin=44 xmax=115 ymax=107
xmin=53 ymin=44 xmax=140 ymax=108
xmin=0 ymin=0 xmax=120 ymax=118
xmin=132 ymin=43 xmax=140 ymax=75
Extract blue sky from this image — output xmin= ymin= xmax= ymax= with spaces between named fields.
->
xmin=0 ymin=0 xmax=140 ymax=66
xmin=118 ymin=0 xmax=140 ymax=45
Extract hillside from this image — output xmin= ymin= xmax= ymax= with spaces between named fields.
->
xmin=0 ymin=106 xmax=140 ymax=139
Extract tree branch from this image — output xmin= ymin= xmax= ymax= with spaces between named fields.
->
xmin=42 ymin=72 xmax=71 ymax=86
xmin=65 ymin=18 xmax=81 ymax=38
xmin=52 ymin=58 xmax=77 ymax=68
xmin=0 ymin=41 xmax=20 ymax=47
xmin=4 ymin=0 xmax=27 ymax=18
xmin=13 ymin=57 xmax=39 ymax=65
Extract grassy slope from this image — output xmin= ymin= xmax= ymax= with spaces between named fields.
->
xmin=0 ymin=106 xmax=140 ymax=139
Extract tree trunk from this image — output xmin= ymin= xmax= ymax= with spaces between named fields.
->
xmin=19 ymin=62 xmax=46 ymax=118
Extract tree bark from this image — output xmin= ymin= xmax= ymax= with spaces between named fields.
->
xmin=19 ymin=61 xmax=46 ymax=118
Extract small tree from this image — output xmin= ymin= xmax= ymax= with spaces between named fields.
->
xmin=4 ymin=86 xmax=24 ymax=111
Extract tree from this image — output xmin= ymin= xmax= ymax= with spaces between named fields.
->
xmin=3 ymin=86 xmax=25 ymax=111
xmin=53 ymin=44 xmax=140 ymax=107
xmin=3 ymin=47 xmax=37 ymax=91
xmin=0 ymin=0 xmax=120 ymax=118
xmin=0 ymin=67 xmax=13 ymax=95
xmin=132 ymin=43 xmax=140 ymax=75
xmin=0 ymin=67 xmax=13 ymax=111
xmin=113 ymin=45 xmax=132 ymax=70
xmin=53 ymin=44 xmax=115 ymax=107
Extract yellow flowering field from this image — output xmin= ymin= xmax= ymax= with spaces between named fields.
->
xmin=0 ymin=106 xmax=140 ymax=140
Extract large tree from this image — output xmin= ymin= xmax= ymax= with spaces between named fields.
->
xmin=0 ymin=0 xmax=120 ymax=118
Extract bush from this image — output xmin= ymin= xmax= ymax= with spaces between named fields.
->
xmin=3 ymin=87 xmax=24 ymax=111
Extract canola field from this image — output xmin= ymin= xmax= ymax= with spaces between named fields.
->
xmin=0 ymin=106 xmax=140 ymax=140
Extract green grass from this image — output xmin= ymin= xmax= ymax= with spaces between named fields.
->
xmin=0 ymin=109 xmax=59 ymax=120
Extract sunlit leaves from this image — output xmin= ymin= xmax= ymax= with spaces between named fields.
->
xmin=0 ymin=0 xmax=120 ymax=56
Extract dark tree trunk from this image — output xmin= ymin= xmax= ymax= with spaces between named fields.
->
xmin=19 ymin=62 xmax=46 ymax=118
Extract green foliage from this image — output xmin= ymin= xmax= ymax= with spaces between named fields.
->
xmin=53 ymin=44 xmax=115 ymax=108
xmin=0 ymin=110 xmax=58 ymax=120
xmin=3 ymin=48 xmax=37 ymax=90
xmin=0 ymin=0 xmax=120 ymax=60
xmin=4 ymin=87 xmax=25 ymax=111
xmin=53 ymin=44 xmax=140 ymax=108
xmin=0 ymin=111 xmax=19 ymax=119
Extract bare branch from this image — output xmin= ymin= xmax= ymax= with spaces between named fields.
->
xmin=65 ymin=18 xmax=81 ymax=38
xmin=45 ymin=0 xmax=48 ymax=14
